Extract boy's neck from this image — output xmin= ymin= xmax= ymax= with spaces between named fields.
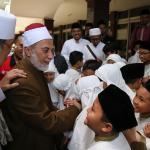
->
xmin=140 ymin=112 xmax=150 ymax=119
xmin=72 ymin=66 xmax=81 ymax=72
xmin=95 ymin=132 xmax=119 ymax=142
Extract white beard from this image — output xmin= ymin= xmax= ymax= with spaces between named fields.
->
xmin=30 ymin=52 xmax=49 ymax=72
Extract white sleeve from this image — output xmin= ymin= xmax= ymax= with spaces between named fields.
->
xmin=0 ymin=88 xmax=5 ymax=102
xmin=61 ymin=41 xmax=69 ymax=63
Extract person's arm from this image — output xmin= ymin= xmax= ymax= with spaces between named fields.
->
xmin=5 ymin=81 xmax=80 ymax=135
xmin=61 ymin=41 xmax=69 ymax=64
xmin=0 ymin=69 xmax=27 ymax=92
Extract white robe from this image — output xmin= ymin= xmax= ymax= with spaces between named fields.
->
xmin=65 ymin=68 xmax=81 ymax=83
xmin=128 ymin=52 xmax=141 ymax=64
xmin=68 ymin=75 xmax=103 ymax=150
xmin=135 ymin=113 xmax=150 ymax=150
xmin=61 ymin=38 xmax=90 ymax=64
xmin=47 ymin=83 xmax=59 ymax=107
xmin=87 ymin=133 xmax=130 ymax=150
xmin=83 ymin=42 xmax=105 ymax=61
xmin=144 ymin=64 xmax=150 ymax=77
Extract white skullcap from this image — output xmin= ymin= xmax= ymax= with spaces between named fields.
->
xmin=23 ymin=23 xmax=52 ymax=47
xmin=0 ymin=9 xmax=16 ymax=39
xmin=44 ymin=59 xmax=58 ymax=74
xmin=115 ymin=62 xmax=126 ymax=69
xmin=53 ymin=74 xmax=71 ymax=91
xmin=106 ymin=54 xmax=122 ymax=63
xmin=89 ymin=28 xmax=101 ymax=36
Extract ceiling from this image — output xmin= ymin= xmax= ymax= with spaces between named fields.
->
xmin=10 ymin=0 xmax=87 ymax=27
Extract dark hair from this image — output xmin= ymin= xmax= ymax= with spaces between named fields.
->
xmin=97 ymin=19 xmax=107 ymax=27
xmin=54 ymin=55 xmax=68 ymax=73
xmin=85 ymin=23 xmax=93 ymax=28
xmin=82 ymin=59 xmax=102 ymax=71
xmin=103 ymin=42 xmax=119 ymax=54
xmin=125 ymin=78 xmax=139 ymax=85
xmin=143 ymin=79 xmax=150 ymax=92
xmin=69 ymin=51 xmax=83 ymax=66
xmin=139 ymin=41 xmax=150 ymax=50
xmin=71 ymin=22 xmax=82 ymax=30
xmin=140 ymin=9 xmax=150 ymax=16
xmin=14 ymin=33 xmax=23 ymax=43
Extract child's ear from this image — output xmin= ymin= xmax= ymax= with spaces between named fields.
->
xmin=101 ymin=122 xmax=113 ymax=133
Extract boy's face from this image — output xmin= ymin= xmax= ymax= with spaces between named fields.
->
xmin=133 ymin=86 xmax=150 ymax=114
xmin=84 ymin=97 xmax=106 ymax=134
xmin=44 ymin=72 xmax=55 ymax=82
xmin=76 ymin=60 xmax=83 ymax=70
xmin=139 ymin=48 xmax=150 ymax=64
xmin=82 ymin=69 xmax=95 ymax=76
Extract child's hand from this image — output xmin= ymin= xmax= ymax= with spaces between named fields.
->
xmin=64 ymin=98 xmax=81 ymax=110
xmin=144 ymin=123 xmax=150 ymax=138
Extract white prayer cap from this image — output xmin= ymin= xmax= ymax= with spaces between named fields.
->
xmin=95 ymin=64 xmax=127 ymax=91
xmin=115 ymin=62 xmax=126 ymax=69
xmin=89 ymin=28 xmax=101 ymax=36
xmin=0 ymin=9 xmax=16 ymax=39
xmin=53 ymin=74 xmax=71 ymax=91
xmin=44 ymin=59 xmax=58 ymax=74
xmin=23 ymin=23 xmax=53 ymax=47
xmin=106 ymin=54 xmax=122 ymax=63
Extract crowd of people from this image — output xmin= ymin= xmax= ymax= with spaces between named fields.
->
xmin=0 ymin=7 xmax=150 ymax=150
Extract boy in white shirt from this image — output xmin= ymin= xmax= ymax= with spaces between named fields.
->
xmin=85 ymin=84 xmax=138 ymax=150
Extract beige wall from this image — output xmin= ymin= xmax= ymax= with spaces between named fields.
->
xmin=15 ymin=16 xmax=43 ymax=33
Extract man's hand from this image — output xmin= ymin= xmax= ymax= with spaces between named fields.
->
xmin=0 ymin=69 xmax=27 ymax=91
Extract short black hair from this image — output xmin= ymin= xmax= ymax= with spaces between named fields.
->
xmin=103 ymin=42 xmax=119 ymax=54
xmin=69 ymin=51 xmax=83 ymax=66
xmin=54 ymin=55 xmax=68 ymax=73
xmin=139 ymin=41 xmax=150 ymax=51
xmin=85 ymin=23 xmax=93 ymax=28
xmin=97 ymin=19 xmax=107 ymax=27
xmin=82 ymin=59 xmax=102 ymax=71
xmin=14 ymin=33 xmax=23 ymax=43
xmin=71 ymin=22 xmax=82 ymax=30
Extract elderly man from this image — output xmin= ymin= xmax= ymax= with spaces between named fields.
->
xmin=83 ymin=28 xmax=105 ymax=62
xmin=2 ymin=23 xmax=80 ymax=150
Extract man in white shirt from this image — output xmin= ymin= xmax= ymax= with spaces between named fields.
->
xmin=0 ymin=9 xmax=26 ymax=102
xmin=83 ymin=28 xmax=105 ymax=62
xmin=61 ymin=23 xmax=90 ymax=65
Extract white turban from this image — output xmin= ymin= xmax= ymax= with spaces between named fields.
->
xmin=95 ymin=64 xmax=127 ymax=91
xmin=53 ymin=74 xmax=71 ymax=91
xmin=23 ymin=23 xmax=52 ymax=47
xmin=89 ymin=28 xmax=101 ymax=36
xmin=77 ymin=75 xmax=103 ymax=108
xmin=0 ymin=9 xmax=16 ymax=39
xmin=106 ymin=54 xmax=122 ymax=63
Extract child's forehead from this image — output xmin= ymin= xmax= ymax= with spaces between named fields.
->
xmin=44 ymin=72 xmax=55 ymax=75
xmin=137 ymin=86 xmax=150 ymax=98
